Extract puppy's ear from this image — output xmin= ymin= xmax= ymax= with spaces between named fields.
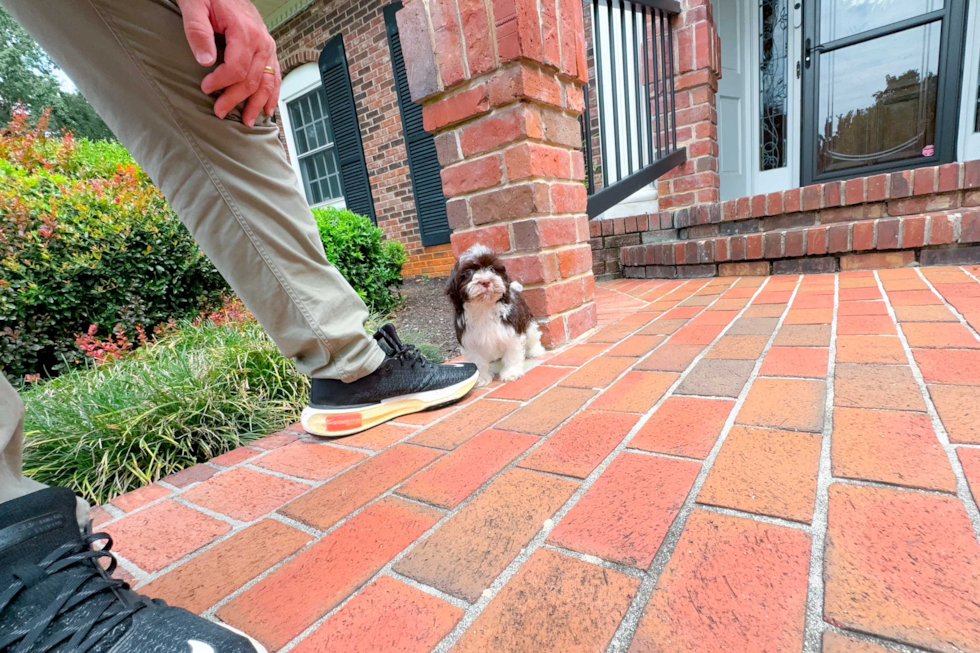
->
xmin=495 ymin=259 xmax=512 ymax=287
xmin=445 ymin=263 xmax=466 ymax=312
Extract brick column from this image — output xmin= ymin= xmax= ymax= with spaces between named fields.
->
xmin=657 ymin=0 xmax=721 ymax=211
xmin=396 ymin=0 xmax=597 ymax=347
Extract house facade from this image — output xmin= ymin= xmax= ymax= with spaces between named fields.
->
xmin=259 ymin=0 xmax=980 ymax=345
xmin=591 ymin=0 xmax=980 ymax=278
xmin=262 ymin=0 xmax=457 ymax=278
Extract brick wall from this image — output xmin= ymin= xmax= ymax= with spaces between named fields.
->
xmin=590 ymin=212 xmax=673 ymax=279
xmin=273 ymin=0 xmax=455 ymax=277
xmin=656 ymin=0 xmax=720 ymax=211
xmin=620 ymin=161 xmax=980 ymax=278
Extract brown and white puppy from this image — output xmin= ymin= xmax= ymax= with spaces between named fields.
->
xmin=445 ymin=245 xmax=545 ymax=385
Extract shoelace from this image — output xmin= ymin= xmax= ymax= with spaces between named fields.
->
xmin=376 ymin=326 xmax=431 ymax=369
xmin=393 ymin=344 xmax=431 ymax=369
xmin=0 ymin=533 xmax=151 ymax=653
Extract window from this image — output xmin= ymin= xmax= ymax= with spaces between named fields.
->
xmin=287 ymin=89 xmax=344 ymax=207
xmin=759 ymin=0 xmax=788 ymax=171
xmin=278 ymin=47 xmax=374 ymax=221
xmin=279 ymin=62 xmax=346 ymax=209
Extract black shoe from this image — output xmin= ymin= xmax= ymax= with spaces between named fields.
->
xmin=0 ymin=488 xmax=266 ymax=653
xmin=302 ymin=324 xmax=479 ymax=436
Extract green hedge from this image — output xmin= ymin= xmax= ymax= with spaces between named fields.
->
xmin=0 ymin=117 xmax=227 ymax=379
xmin=313 ymin=206 xmax=406 ymax=314
xmin=1 ymin=117 xmax=406 ymax=380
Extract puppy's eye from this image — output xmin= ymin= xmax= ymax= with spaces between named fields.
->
xmin=462 ymin=269 xmax=472 ymax=277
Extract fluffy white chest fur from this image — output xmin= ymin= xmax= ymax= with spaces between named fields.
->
xmin=460 ymin=300 xmax=521 ymax=362
xmin=460 ymin=297 xmax=544 ymax=386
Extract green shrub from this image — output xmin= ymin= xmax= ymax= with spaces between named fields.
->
xmin=0 ymin=113 xmax=227 ymax=379
xmin=22 ymin=318 xmax=308 ymax=505
xmin=313 ymin=206 xmax=406 ymax=314
xmin=67 ymin=138 xmax=135 ymax=178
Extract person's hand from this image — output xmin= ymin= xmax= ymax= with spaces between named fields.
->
xmin=177 ymin=0 xmax=281 ymax=127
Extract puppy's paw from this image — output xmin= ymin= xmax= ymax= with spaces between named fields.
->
xmin=526 ymin=343 xmax=546 ymax=359
xmin=499 ymin=366 xmax=525 ymax=383
xmin=477 ymin=372 xmax=494 ymax=387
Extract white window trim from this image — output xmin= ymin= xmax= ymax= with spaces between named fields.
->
xmin=277 ymin=62 xmax=346 ymax=210
xmin=957 ymin=0 xmax=980 ymax=162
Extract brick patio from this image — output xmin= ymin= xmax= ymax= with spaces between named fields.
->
xmin=91 ymin=265 xmax=980 ymax=653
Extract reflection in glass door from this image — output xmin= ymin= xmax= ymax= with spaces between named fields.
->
xmin=801 ymin=0 xmax=968 ymax=184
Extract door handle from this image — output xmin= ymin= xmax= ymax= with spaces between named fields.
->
xmin=804 ymin=38 xmax=826 ymax=69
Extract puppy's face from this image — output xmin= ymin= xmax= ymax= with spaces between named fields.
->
xmin=447 ymin=245 xmax=510 ymax=306
xmin=463 ymin=265 xmax=507 ymax=303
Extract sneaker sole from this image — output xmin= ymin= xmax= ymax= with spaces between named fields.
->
xmin=301 ymin=372 xmax=480 ymax=437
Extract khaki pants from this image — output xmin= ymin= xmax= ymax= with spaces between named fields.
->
xmin=0 ymin=0 xmax=386 ymax=517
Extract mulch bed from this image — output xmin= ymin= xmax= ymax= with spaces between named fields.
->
xmin=394 ymin=276 xmax=460 ymax=360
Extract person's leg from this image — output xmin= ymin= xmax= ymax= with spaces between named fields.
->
xmin=0 ymin=374 xmax=89 ymax=526
xmin=3 ymin=0 xmax=384 ymax=384
xmin=2 ymin=0 xmax=476 ymax=439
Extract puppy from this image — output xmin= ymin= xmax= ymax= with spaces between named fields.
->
xmin=446 ymin=245 xmax=545 ymax=386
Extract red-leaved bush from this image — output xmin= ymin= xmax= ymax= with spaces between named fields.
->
xmin=0 ymin=110 xmax=228 ymax=379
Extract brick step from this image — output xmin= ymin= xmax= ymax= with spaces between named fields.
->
xmin=621 ymin=210 xmax=980 ymax=278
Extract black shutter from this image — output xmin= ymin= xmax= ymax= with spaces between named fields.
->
xmin=319 ymin=35 xmax=376 ymax=221
xmin=384 ymin=3 xmax=451 ymax=246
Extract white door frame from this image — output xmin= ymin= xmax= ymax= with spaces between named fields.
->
xmin=749 ymin=0 xmax=802 ymax=195
xmin=715 ymin=0 xmax=750 ymax=200
xmin=958 ymin=0 xmax=980 ymax=162
xmin=717 ymin=0 xmax=802 ymax=200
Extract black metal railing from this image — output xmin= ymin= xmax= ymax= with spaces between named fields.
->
xmin=582 ymin=0 xmax=686 ymax=218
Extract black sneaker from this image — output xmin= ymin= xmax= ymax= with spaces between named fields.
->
xmin=302 ymin=324 xmax=479 ymax=437
xmin=0 ymin=488 xmax=266 ymax=653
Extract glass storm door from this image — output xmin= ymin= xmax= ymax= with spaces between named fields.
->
xmin=801 ymin=0 xmax=968 ymax=184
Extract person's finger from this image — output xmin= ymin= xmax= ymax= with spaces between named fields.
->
xmin=213 ymin=52 xmax=268 ymax=119
xmin=242 ymin=67 xmax=276 ymax=127
xmin=264 ymin=59 xmax=282 ymax=118
xmin=180 ymin=0 xmax=217 ymax=66
xmin=201 ymin=25 xmax=256 ymax=94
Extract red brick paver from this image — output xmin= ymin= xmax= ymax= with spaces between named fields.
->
xmin=629 ymin=510 xmax=811 ymax=653
xmin=453 ymin=549 xmax=639 ymax=653
xmin=109 ymin=484 xmax=171 ymax=513
xmin=630 ymin=396 xmax=734 ymax=458
xmin=396 ymin=429 xmax=536 ymax=508
xmin=548 ymin=452 xmax=699 ymax=567
xmin=737 ymin=378 xmax=827 ymax=432
xmin=95 ymin=267 xmax=980 ymax=653
xmin=698 ymin=426 xmax=821 ymax=523
xmin=518 ymin=410 xmax=639 ymax=478
xmin=824 ymin=484 xmax=980 ymax=653
xmin=141 ymin=519 xmax=310 ymax=613
xmin=831 ymin=407 xmax=956 ymax=492
xmin=289 ymin=576 xmax=462 ymax=653
xmin=218 ymin=498 xmax=441 ymax=651
xmin=253 ymin=442 xmax=366 ymax=480
xmin=183 ymin=467 xmax=309 ymax=522
xmin=106 ymin=501 xmax=230 ymax=572
xmin=280 ymin=444 xmax=442 ymax=530
xmin=394 ymin=469 xmax=577 ymax=602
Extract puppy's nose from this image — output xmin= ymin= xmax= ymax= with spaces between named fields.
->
xmin=480 ymin=280 xmax=492 ymax=287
